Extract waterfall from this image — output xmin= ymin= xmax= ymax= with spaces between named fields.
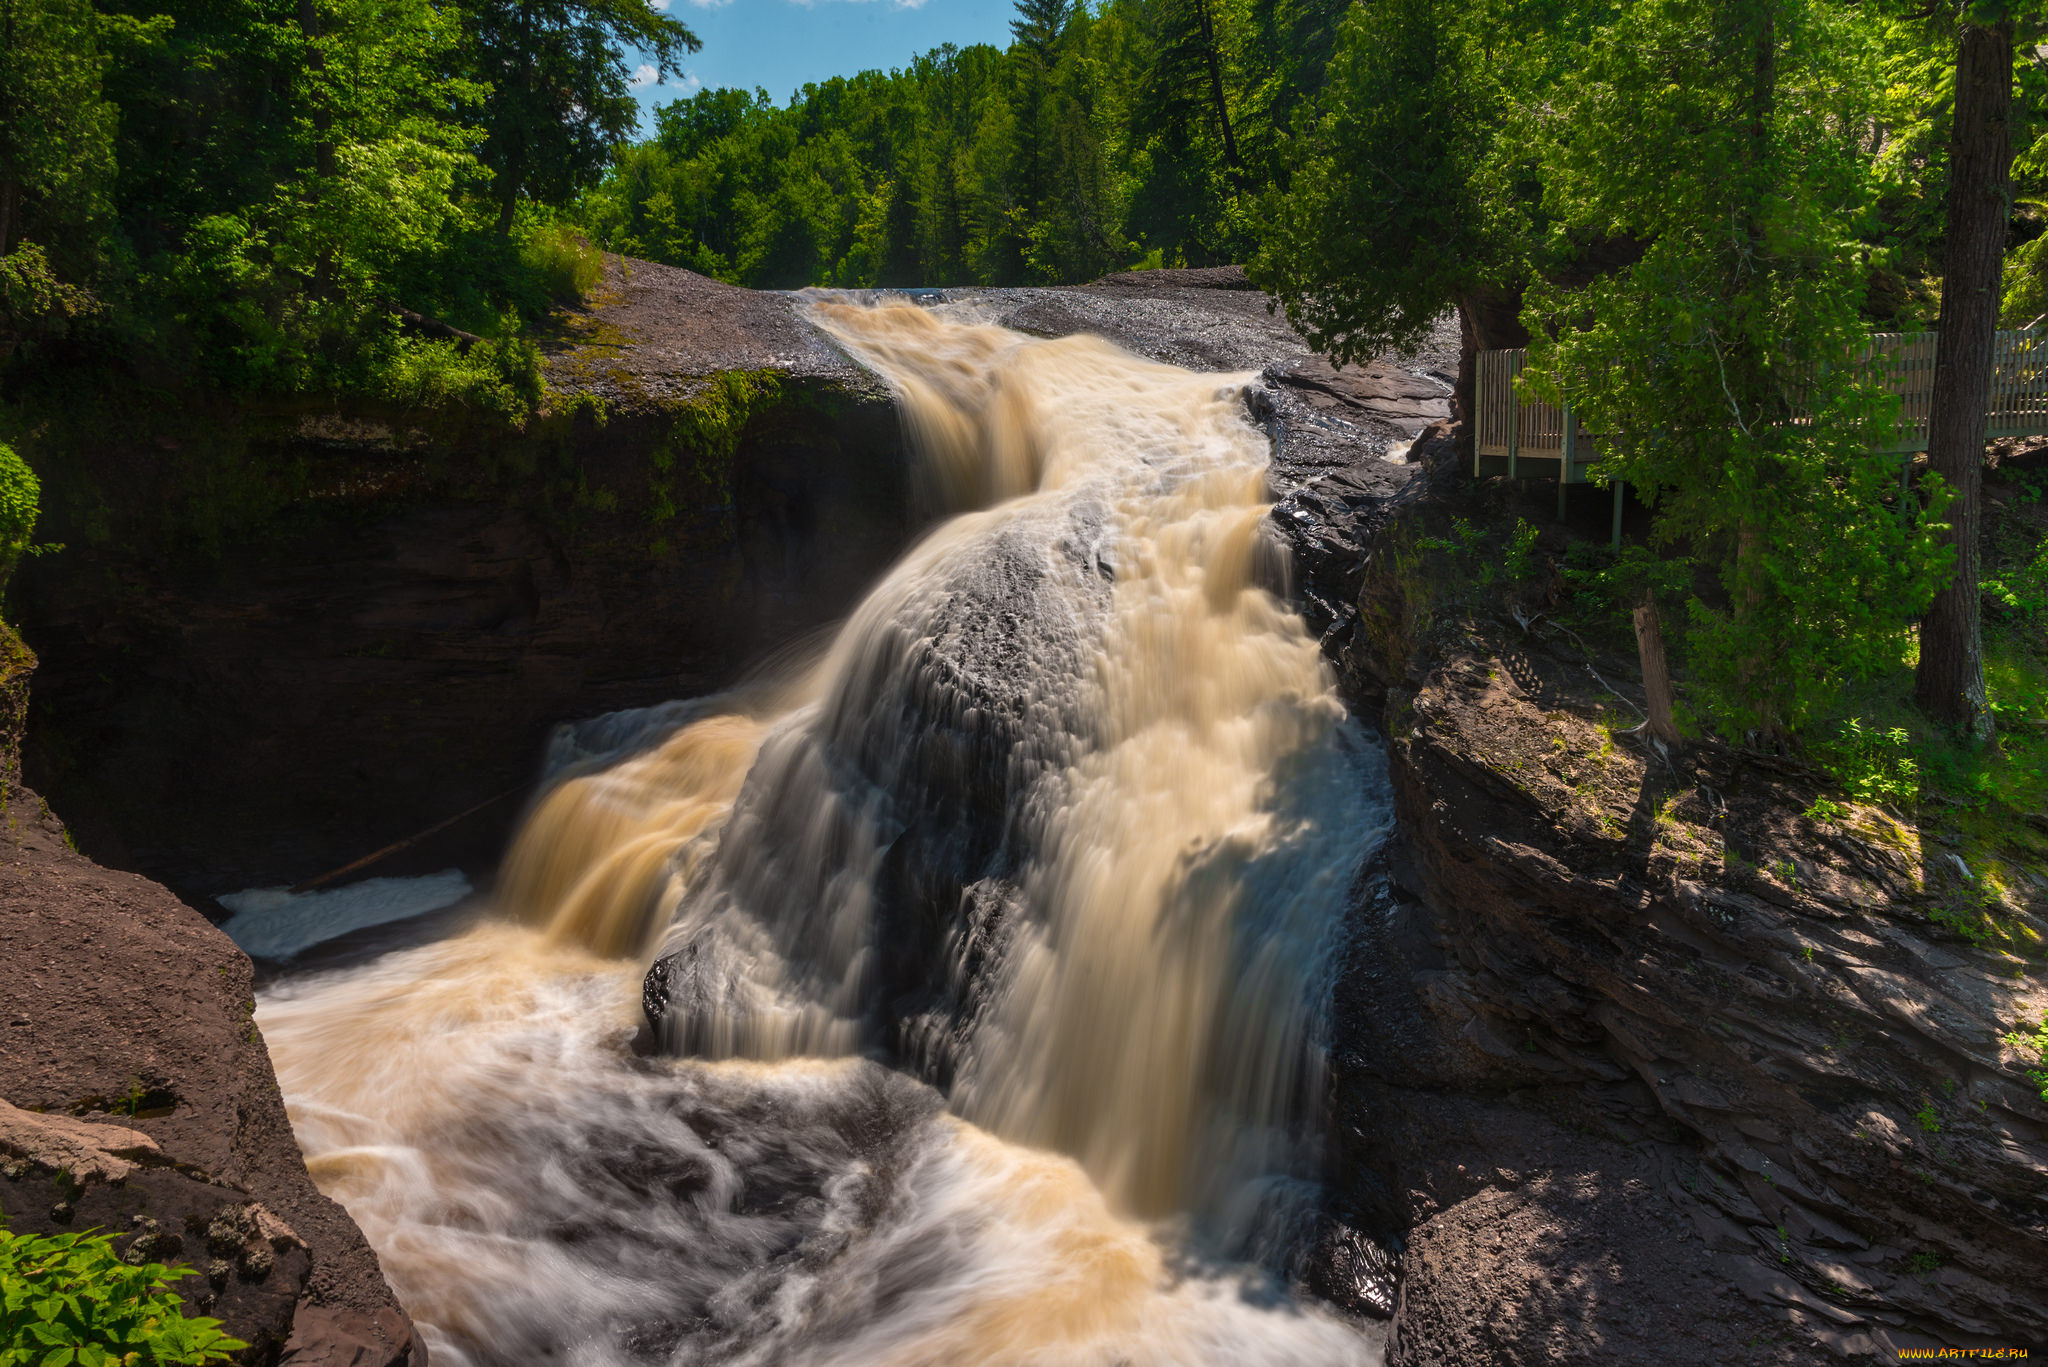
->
xmin=256 ymin=298 xmax=1394 ymax=1367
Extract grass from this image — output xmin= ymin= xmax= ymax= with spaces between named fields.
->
xmin=2003 ymin=1015 xmax=2048 ymax=1103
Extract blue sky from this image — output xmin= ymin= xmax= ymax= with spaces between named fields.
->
xmin=629 ymin=0 xmax=1020 ymax=131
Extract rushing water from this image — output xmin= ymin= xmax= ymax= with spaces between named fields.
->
xmin=256 ymin=298 xmax=1395 ymax=1366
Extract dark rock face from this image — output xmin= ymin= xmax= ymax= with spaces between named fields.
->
xmin=18 ymin=264 xmax=911 ymax=902
xmin=0 ymin=790 xmax=423 ymax=1366
xmin=1292 ymin=431 xmax=2048 ymax=1361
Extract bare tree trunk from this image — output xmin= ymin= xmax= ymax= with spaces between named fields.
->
xmin=1191 ymin=0 xmax=1242 ymax=177
xmin=299 ymin=0 xmax=336 ymax=295
xmin=1634 ymin=592 xmax=1683 ymax=750
xmin=0 ymin=177 xmax=18 ymax=259
xmin=495 ymin=140 xmax=524 ymax=236
xmin=1916 ymin=16 xmax=2014 ymax=742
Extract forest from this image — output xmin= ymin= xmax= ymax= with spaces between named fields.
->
xmin=2 ymin=0 xmax=2047 ymax=767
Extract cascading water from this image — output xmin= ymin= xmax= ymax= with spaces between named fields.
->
xmin=256 ymin=298 xmax=1396 ymax=1367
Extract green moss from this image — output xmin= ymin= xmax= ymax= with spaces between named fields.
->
xmin=645 ymin=370 xmax=780 ymax=531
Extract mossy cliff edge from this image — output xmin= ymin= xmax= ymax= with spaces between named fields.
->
xmin=9 ymin=257 xmax=908 ymax=900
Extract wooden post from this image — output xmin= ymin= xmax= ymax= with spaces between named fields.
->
xmin=1473 ymin=352 xmax=1486 ymax=477
xmin=1558 ymin=404 xmax=1574 ymax=520
xmin=1507 ymin=359 xmax=1520 ymax=479
xmin=1633 ymin=592 xmax=1683 ymax=750
xmin=1610 ymin=479 xmax=1624 ymax=549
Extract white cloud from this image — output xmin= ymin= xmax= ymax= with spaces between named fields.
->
xmin=649 ymin=0 xmax=670 ymax=9
xmin=631 ymin=62 xmax=660 ymax=87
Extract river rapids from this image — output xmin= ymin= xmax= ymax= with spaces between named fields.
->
xmin=255 ymin=298 xmax=1396 ymax=1366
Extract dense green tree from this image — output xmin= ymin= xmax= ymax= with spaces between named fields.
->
xmin=1521 ymin=0 xmax=1951 ymax=735
xmin=458 ymin=0 xmax=700 ymax=232
xmin=1249 ymin=0 xmax=1578 ymax=423
xmin=0 ymin=0 xmax=118 ymax=258
xmin=0 ymin=0 xmax=122 ymax=348
xmin=577 ymin=0 xmax=1290 ymax=287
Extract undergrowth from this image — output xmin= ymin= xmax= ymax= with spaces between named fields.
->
xmin=0 ymin=1222 xmax=245 ymax=1366
xmin=1531 ymin=457 xmax=2048 ymax=968
xmin=2003 ymin=1015 xmax=2048 ymax=1103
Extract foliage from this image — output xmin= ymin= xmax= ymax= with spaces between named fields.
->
xmin=0 ymin=0 xmax=120 ymax=257
xmin=1802 ymin=796 xmax=1848 ymax=824
xmin=574 ymin=0 xmax=1347 ymax=290
xmin=1807 ymin=717 xmax=1921 ymax=806
xmin=0 ymin=243 xmax=99 ymax=348
xmin=1982 ymin=527 xmax=2048 ymax=621
xmin=1520 ymin=0 xmax=1951 ymax=736
xmin=1558 ymin=543 xmax=1694 ymax=623
xmin=2004 ymin=1015 xmax=2048 ymax=1103
xmin=0 ymin=440 xmax=36 ymax=596
xmin=1247 ymin=0 xmax=1570 ymax=363
xmin=520 ymin=221 xmax=605 ymax=304
xmin=1414 ymin=514 xmax=1548 ymax=591
xmin=0 ymin=0 xmax=672 ymax=420
xmin=455 ymin=0 xmax=699 ymax=227
xmin=0 ymin=1225 xmax=245 ymax=1366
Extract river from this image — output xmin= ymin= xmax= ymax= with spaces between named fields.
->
xmin=253 ymin=297 xmax=1394 ymax=1366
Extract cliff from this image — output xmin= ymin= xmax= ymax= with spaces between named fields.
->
xmin=14 ymin=259 xmax=909 ymax=903
xmin=1305 ymin=431 xmax=2048 ymax=1362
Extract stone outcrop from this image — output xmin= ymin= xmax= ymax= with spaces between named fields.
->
xmin=0 ymin=785 xmax=423 ymax=1365
xmin=1297 ymin=430 xmax=2048 ymax=1362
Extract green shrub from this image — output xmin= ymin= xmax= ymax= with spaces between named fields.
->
xmin=2004 ymin=1016 xmax=2048 ymax=1104
xmin=1984 ymin=528 xmax=2048 ymax=623
xmin=1807 ymin=716 xmax=1920 ymax=807
xmin=1415 ymin=515 xmax=1547 ymax=589
xmin=368 ymin=332 xmax=544 ymax=426
xmin=1 ymin=1225 xmax=245 ymax=1366
xmin=518 ymin=221 xmax=604 ymax=304
xmin=1559 ymin=542 xmax=1693 ymax=622
xmin=0 ymin=443 xmax=40 ymax=597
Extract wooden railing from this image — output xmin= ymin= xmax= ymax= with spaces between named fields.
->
xmin=1475 ymin=325 xmax=2048 ymax=475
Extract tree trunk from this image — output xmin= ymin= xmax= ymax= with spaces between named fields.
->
xmin=1916 ymin=15 xmax=2013 ymax=741
xmin=495 ymin=139 xmax=524 ymax=236
xmin=1634 ymin=592 xmax=1683 ymax=750
xmin=299 ymin=0 xmax=335 ymax=294
xmin=1191 ymin=0 xmax=1242 ymax=176
xmin=0 ymin=177 xmax=18 ymax=259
